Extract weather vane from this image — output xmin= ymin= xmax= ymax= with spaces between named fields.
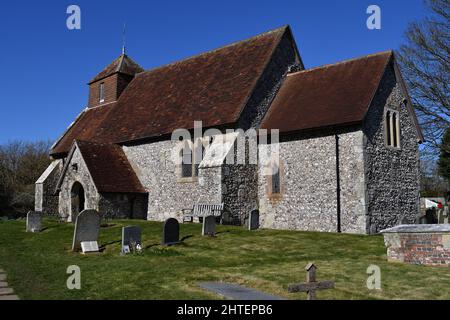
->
xmin=122 ymin=22 xmax=126 ymax=55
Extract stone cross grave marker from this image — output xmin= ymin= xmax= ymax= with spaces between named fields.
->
xmin=202 ymin=215 xmax=216 ymax=236
xmin=162 ymin=218 xmax=180 ymax=246
xmin=288 ymin=263 xmax=334 ymax=300
xmin=26 ymin=211 xmax=42 ymax=233
xmin=72 ymin=209 xmax=100 ymax=252
xmin=122 ymin=225 xmax=142 ymax=254
xmin=248 ymin=209 xmax=259 ymax=230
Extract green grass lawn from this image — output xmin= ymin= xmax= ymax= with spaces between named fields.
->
xmin=0 ymin=218 xmax=449 ymax=300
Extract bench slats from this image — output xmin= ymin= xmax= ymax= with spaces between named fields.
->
xmin=184 ymin=203 xmax=224 ymax=218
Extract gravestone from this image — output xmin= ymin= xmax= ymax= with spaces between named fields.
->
xmin=71 ymin=209 xmax=100 ymax=252
xmin=437 ymin=209 xmax=446 ymax=224
xmin=248 ymin=209 xmax=260 ymax=230
xmin=425 ymin=208 xmax=438 ymax=224
xmin=162 ymin=218 xmax=180 ymax=245
xmin=418 ymin=215 xmax=428 ymax=224
xmin=202 ymin=215 xmax=216 ymax=236
xmin=26 ymin=211 xmax=42 ymax=233
xmin=122 ymin=226 xmax=142 ymax=254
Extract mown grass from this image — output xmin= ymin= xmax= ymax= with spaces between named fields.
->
xmin=0 ymin=218 xmax=449 ymax=300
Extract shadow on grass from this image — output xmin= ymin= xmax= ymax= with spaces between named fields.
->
xmin=40 ymin=226 xmax=56 ymax=232
xmin=99 ymin=240 xmax=121 ymax=252
xmin=215 ymin=230 xmax=230 ymax=235
xmin=144 ymin=243 xmax=160 ymax=249
xmin=181 ymin=235 xmax=194 ymax=242
xmin=100 ymin=223 xmax=117 ymax=228
xmin=143 ymin=235 xmax=194 ymax=250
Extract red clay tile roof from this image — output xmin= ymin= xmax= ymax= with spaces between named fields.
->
xmin=51 ymin=103 xmax=115 ymax=156
xmin=261 ymin=51 xmax=394 ymax=133
xmin=89 ymin=54 xmax=144 ymax=84
xmin=76 ymin=140 xmax=146 ymax=193
xmin=50 ymin=26 xmax=290 ymax=157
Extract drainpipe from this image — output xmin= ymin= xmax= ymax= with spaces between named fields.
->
xmin=335 ymin=134 xmax=342 ymax=233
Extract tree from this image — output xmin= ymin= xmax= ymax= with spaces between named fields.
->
xmin=397 ymin=0 xmax=450 ymax=155
xmin=0 ymin=140 xmax=52 ymax=216
xmin=421 ymin=156 xmax=448 ymax=196
xmin=438 ymin=127 xmax=450 ymax=184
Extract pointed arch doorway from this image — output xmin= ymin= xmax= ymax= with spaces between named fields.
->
xmin=71 ymin=182 xmax=85 ymax=221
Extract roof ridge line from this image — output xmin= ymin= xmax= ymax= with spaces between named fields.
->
xmin=287 ymin=50 xmax=393 ymax=77
xmin=136 ymin=25 xmax=289 ymax=78
xmin=116 ymin=54 xmax=126 ymax=73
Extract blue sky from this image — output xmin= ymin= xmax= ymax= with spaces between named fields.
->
xmin=0 ymin=0 xmax=426 ymax=144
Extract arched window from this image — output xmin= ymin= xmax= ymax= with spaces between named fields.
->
xmin=385 ymin=108 xmax=401 ymax=149
xmin=392 ymin=112 xmax=398 ymax=148
xmin=385 ymin=111 xmax=391 ymax=146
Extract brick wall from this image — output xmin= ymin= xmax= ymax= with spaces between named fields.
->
xmin=88 ymin=73 xmax=134 ymax=108
xmin=382 ymin=226 xmax=450 ymax=266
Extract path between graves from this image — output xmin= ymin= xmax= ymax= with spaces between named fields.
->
xmin=0 ymin=268 xmax=19 ymax=300
xmin=199 ymin=282 xmax=285 ymax=300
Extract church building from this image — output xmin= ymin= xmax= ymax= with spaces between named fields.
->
xmin=35 ymin=26 xmax=423 ymax=234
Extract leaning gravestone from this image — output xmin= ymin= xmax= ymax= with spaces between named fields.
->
xmin=202 ymin=215 xmax=216 ymax=236
xmin=122 ymin=225 xmax=142 ymax=254
xmin=72 ymin=209 xmax=100 ymax=252
xmin=248 ymin=210 xmax=260 ymax=230
xmin=162 ymin=218 xmax=180 ymax=246
xmin=26 ymin=211 xmax=42 ymax=233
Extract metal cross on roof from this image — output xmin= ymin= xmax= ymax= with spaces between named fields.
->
xmin=287 ymin=263 xmax=335 ymax=300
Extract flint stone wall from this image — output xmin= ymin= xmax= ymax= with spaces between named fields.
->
xmin=58 ymin=147 xmax=100 ymax=222
xmin=237 ymin=29 xmax=300 ymax=130
xmin=98 ymin=193 xmax=148 ymax=220
xmin=363 ymin=64 xmax=421 ymax=233
xmin=258 ymin=128 xmax=367 ymax=233
xmin=35 ymin=160 xmax=62 ymax=216
xmin=123 ymin=141 xmax=222 ymax=222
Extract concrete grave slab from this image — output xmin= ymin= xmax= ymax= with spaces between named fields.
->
xmin=0 ymin=295 xmax=19 ymax=300
xmin=199 ymin=282 xmax=284 ymax=300
xmin=81 ymin=241 xmax=99 ymax=253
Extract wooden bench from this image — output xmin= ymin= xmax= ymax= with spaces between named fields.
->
xmin=182 ymin=203 xmax=224 ymax=223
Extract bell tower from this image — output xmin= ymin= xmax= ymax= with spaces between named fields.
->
xmin=87 ymin=54 xmax=144 ymax=108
